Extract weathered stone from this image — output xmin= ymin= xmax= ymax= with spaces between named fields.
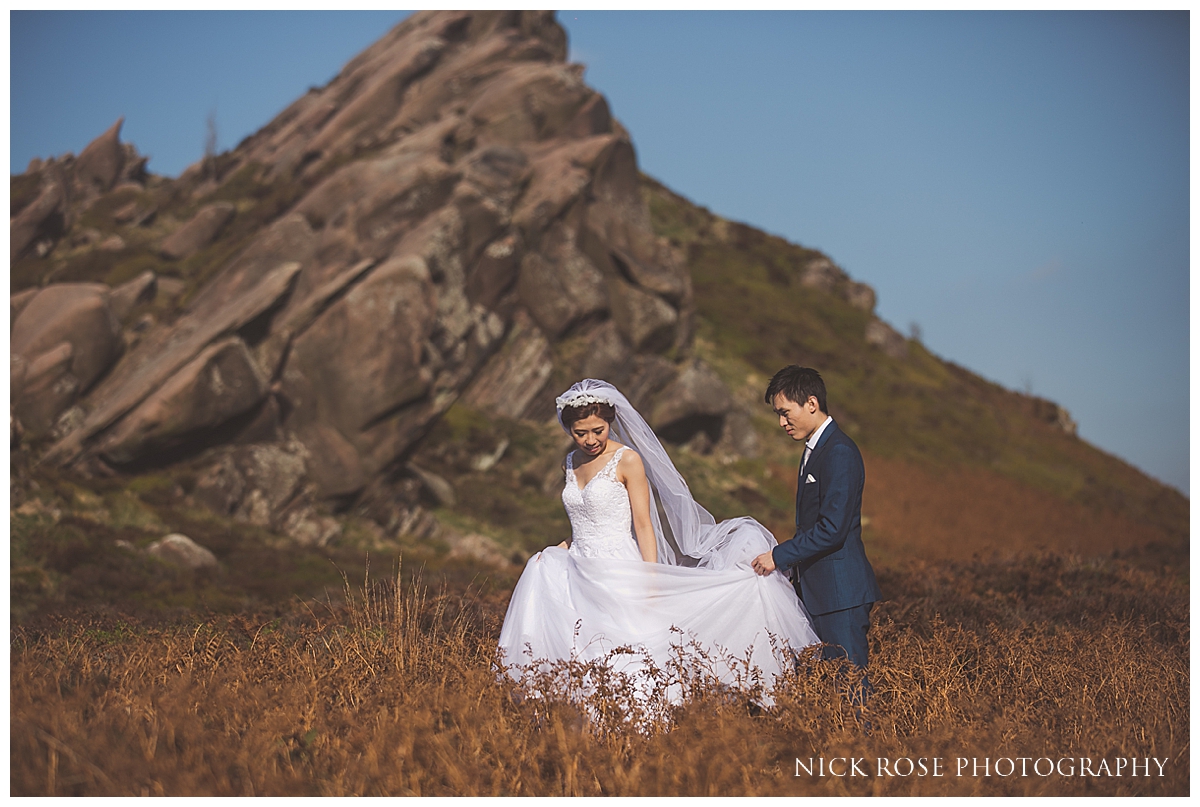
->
xmin=281 ymin=255 xmax=436 ymax=437
xmin=583 ymin=197 xmax=687 ymax=303
xmin=295 ymin=422 xmax=368 ymax=498
xmin=407 ymin=461 xmax=457 ymax=507
xmin=192 ymin=440 xmax=311 ymax=529
xmin=109 ymin=271 xmax=157 ymax=321
xmin=309 ymin=37 xmax=448 ymax=156
xmin=462 ymin=145 xmax=532 ymax=208
xmin=649 ymin=360 xmax=736 ymax=446
xmin=466 ymin=232 xmax=522 ymax=309
xmin=460 ymin=309 xmax=552 ymax=419
xmin=160 ymin=202 xmax=236 ymax=260
xmin=578 ymin=319 xmax=634 ymax=388
xmin=278 ymin=505 xmax=342 ymax=547
xmin=353 ymin=157 xmax=461 ymax=259
xmin=865 ymin=318 xmax=908 ymax=360
xmin=11 ymin=284 xmax=122 ymax=392
xmin=799 ymin=257 xmax=842 ymax=292
xmin=94 ymin=337 xmax=267 ymax=465
xmin=45 ymin=262 xmax=302 ymax=466
xmin=622 ymin=355 xmax=678 ymax=413
xmin=74 ymin=118 xmax=126 ymax=193
xmin=10 ymin=180 xmax=65 ymax=260
xmin=715 ymin=408 xmax=760 ymax=459
xmin=467 ymin=62 xmax=593 ymax=146
xmin=186 ymin=214 xmax=315 ymax=325
xmin=253 ymin=258 xmax=376 ymax=381
xmin=844 ymin=281 xmax=876 ymax=312
xmin=146 ymin=533 xmax=219 ymax=570
xmin=13 ymin=343 xmax=79 ymax=437
xmin=10 ymin=288 xmax=39 ymax=326
xmin=607 ymin=275 xmax=678 ymax=354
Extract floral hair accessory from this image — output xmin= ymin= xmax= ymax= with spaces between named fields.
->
xmin=555 ymin=390 xmax=614 ymax=412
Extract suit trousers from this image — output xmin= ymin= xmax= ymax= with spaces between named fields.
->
xmin=809 ymin=602 xmax=874 ymax=706
xmin=809 ymin=602 xmax=873 ymax=669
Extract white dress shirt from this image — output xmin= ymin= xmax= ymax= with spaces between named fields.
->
xmin=802 ymin=415 xmax=833 ymax=475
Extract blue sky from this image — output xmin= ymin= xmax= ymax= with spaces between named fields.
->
xmin=10 ymin=10 xmax=1190 ymax=494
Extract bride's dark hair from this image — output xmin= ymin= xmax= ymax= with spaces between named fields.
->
xmin=561 ymin=401 xmax=616 ymax=427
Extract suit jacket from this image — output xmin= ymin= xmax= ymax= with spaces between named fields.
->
xmin=771 ymin=419 xmax=881 ymax=616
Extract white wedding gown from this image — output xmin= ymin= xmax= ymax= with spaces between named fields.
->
xmin=497 ymin=446 xmax=820 ymax=704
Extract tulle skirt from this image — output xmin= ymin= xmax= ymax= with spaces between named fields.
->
xmin=496 ymin=546 xmax=820 ymax=708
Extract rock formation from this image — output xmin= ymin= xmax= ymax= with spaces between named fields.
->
xmin=11 ymin=11 xmax=759 ymax=543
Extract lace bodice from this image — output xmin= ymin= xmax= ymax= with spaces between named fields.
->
xmin=562 ymin=447 xmax=642 ymax=560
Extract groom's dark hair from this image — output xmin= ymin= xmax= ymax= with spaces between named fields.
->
xmin=765 ymin=366 xmax=828 ymax=414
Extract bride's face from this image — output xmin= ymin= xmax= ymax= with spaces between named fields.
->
xmin=569 ymin=414 xmax=611 ymax=457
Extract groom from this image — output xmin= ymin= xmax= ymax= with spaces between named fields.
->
xmin=751 ymin=366 xmax=881 ymax=699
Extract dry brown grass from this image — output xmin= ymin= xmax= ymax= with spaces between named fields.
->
xmin=11 ymin=549 xmax=1188 ymax=797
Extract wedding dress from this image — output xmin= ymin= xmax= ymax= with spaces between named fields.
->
xmin=496 ymin=380 xmax=820 ymax=707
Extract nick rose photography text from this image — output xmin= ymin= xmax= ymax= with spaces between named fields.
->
xmin=796 ymin=757 xmax=1170 ymax=778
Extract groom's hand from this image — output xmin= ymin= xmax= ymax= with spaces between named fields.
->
xmin=751 ymin=550 xmax=776 ymax=576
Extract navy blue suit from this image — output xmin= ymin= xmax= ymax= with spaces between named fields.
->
xmin=772 ymin=419 xmax=881 ymax=681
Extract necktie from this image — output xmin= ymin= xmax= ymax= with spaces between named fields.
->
xmin=801 ymin=444 xmax=812 ymax=476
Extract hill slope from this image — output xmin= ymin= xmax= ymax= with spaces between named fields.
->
xmin=8 ymin=11 xmax=1186 ymax=626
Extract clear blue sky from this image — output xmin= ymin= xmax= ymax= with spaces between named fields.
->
xmin=10 ymin=10 xmax=1190 ymax=495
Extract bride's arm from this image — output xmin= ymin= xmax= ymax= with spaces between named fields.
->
xmin=619 ymin=450 xmax=658 ymax=563
xmin=556 ymin=454 xmax=571 ymax=550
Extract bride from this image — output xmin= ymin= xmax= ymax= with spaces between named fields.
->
xmin=496 ymin=379 xmax=819 ymax=706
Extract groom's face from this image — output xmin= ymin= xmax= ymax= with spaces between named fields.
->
xmin=772 ymin=393 xmax=823 ymax=442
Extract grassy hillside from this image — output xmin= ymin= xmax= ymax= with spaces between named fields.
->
xmin=641 ymin=175 xmax=1187 ymax=567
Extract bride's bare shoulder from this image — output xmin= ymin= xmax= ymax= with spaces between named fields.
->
xmin=615 ymin=445 xmax=644 ymax=474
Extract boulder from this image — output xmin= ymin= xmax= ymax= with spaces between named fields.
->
xmin=865 ymin=318 xmax=908 ymax=360
xmin=607 ymin=275 xmax=678 ymax=353
xmin=74 ymin=118 xmax=126 ymax=193
xmin=622 ymin=354 xmax=679 ymax=413
xmin=649 ymin=360 xmax=736 ymax=445
xmin=294 ymin=422 xmax=367 ymax=499
xmin=406 ymin=461 xmax=457 ymax=507
xmin=352 ymin=156 xmax=461 ymax=259
xmin=12 ymin=342 xmax=79 ymax=437
xmin=10 ymin=180 xmax=65 ymax=260
xmin=466 ymin=62 xmax=593 ymax=146
xmin=10 ymin=288 xmax=39 ymax=326
xmin=466 ymin=232 xmax=522 ymax=309
xmin=160 ymin=202 xmax=236 ymax=260
xmin=45 ymin=261 xmax=302 ymax=466
xmin=583 ymin=197 xmax=688 ymax=303
xmin=515 ymin=232 xmax=608 ymax=338
xmin=94 ymin=337 xmax=268 ymax=465
xmin=462 ymin=145 xmax=532 ymax=209
xmin=281 ymin=255 xmax=437 ymax=438
xmin=578 ymin=320 xmax=634 ymax=389
xmin=799 ymin=257 xmax=842 ymax=292
xmin=146 ymin=533 xmax=219 ymax=570
xmin=460 ymin=309 xmax=552 ymax=419
xmin=11 ymin=284 xmax=122 ymax=392
xmin=844 ymin=281 xmax=876 ymax=313
xmin=192 ymin=441 xmax=309 ymax=525
xmin=108 ymin=271 xmax=157 ymax=321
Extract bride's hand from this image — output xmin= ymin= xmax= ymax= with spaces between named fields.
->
xmin=556 ymin=540 xmax=568 ymax=549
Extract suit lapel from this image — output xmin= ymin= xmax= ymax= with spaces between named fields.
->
xmin=796 ymin=419 xmax=837 ymax=514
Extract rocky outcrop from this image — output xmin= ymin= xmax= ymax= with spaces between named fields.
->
xmin=14 ymin=10 xmax=763 ymax=545
xmin=10 ymin=284 xmax=124 ymax=435
xmin=160 ymin=202 xmax=236 ymax=259
xmin=146 ymin=533 xmax=219 ymax=570
xmin=866 ymin=317 xmax=908 ymax=360
xmin=74 ymin=118 xmax=127 ymax=194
